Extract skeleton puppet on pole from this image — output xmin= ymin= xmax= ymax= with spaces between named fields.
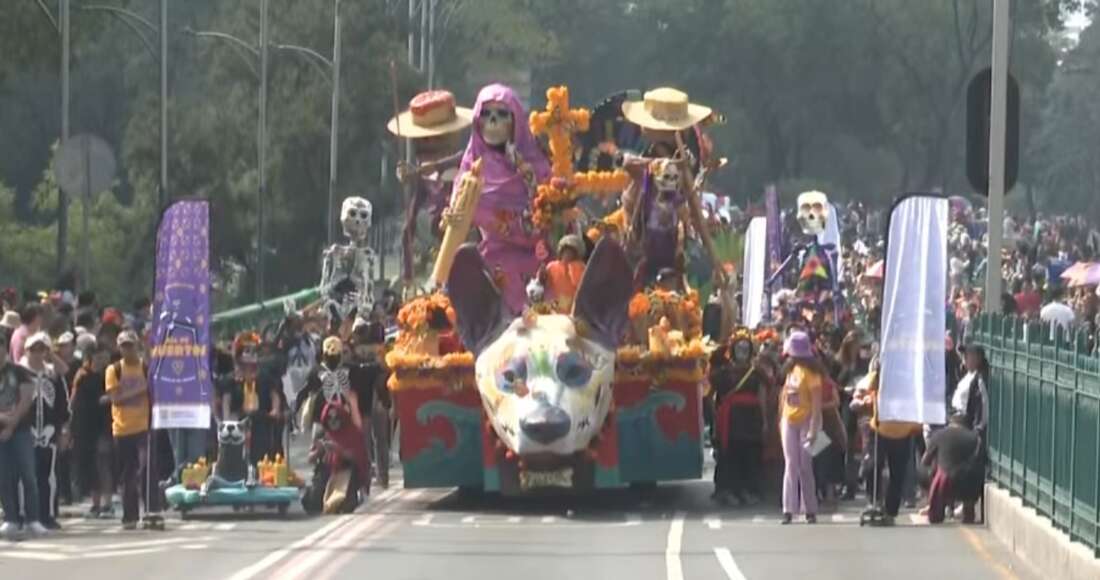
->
xmin=320 ymin=197 xmax=377 ymax=331
xmin=765 ymin=190 xmax=842 ymax=322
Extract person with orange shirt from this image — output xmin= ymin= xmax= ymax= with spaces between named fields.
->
xmin=779 ymin=331 xmax=824 ymax=524
xmin=542 ymin=235 xmax=587 ymax=314
xmin=850 ymin=362 xmax=921 ymax=525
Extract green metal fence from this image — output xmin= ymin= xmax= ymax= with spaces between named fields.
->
xmin=211 ymin=287 xmax=319 ymax=340
xmin=975 ymin=314 xmax=1100 ymax=557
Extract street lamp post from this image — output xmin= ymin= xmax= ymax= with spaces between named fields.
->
xmin=185 ymin=11 xmax=268 ymax=302
xmin=76 ymin=3 xmax=168 ymax=210
xmin=328 ymin=0 xmax=342 ymax=248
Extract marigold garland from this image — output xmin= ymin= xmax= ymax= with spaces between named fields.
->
xmin=528 ymin=86 xmax=630 ymax=231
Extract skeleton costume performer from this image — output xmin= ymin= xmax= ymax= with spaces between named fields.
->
xmin=455 ymin=83 xmax=551 ymax=315
xmin=619 ymin=89 xmax=717 ymax=287
xmin=320 ymin=197 xmax=376 ymax=331
xmin=297 ymin=337 xmax=370 ymax=511
xmin=767 ymin=191 xmax=842 ymax=323
xmin=19 ymin=333 xmax=70 ymax=528
xmin=388 ymin=91 xmax=473 ymax=281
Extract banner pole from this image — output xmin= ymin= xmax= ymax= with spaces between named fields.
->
xmin=984 ymin=0 xmax=1010 ymax=309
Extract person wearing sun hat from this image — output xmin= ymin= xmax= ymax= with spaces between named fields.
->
xmin=222 ymin=332 xmax=285 ymax=462
xmin=778 ymin=329 xmax=826 ymax=524
xmin=389 ymin=90 xmax=474 ymax=282
xmin=620 ymin=88 xmax=727 ymax=289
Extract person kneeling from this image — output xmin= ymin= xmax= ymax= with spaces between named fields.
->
xmin=922 ymin=413 xmax=985 ymax=524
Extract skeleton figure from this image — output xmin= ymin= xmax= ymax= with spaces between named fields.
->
xmin=627 ymin=158 xmax=692 ymax=284
xmin=320 ymin=197 xmax=377 ymax=330
xmin=796 ymin=190 xmax=830 ymax=236
xmin=766 ymin=190 xmax=842 ymax=322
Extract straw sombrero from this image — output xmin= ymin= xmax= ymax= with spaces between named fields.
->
xmin=387 ymin=90 xmax=473 ymax=139
xmin=621 ymin=87 xmax=712 ymax=131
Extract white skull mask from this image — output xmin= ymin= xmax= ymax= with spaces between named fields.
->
xmin=650 ymin=158 xmax=681 ymax=195
xmin=341 ymin=197 xmax=372 ymax=243
xmin=797 ymin=190 xmax=830 ymax=236
xmin=478 ymin=101 xmax=513 ymax=147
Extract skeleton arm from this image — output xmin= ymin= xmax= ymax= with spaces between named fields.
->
xmin=675 ymin=152 xmax=726 ymax=286
xmin=320 ymin=246 xmax=337 ymax=294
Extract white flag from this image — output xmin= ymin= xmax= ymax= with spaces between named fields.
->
xmin=879 ymin=196 xmax=948 ymax=424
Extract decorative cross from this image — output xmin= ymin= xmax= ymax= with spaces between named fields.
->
xmin=529 ymin=86 xmax=630 ymax=230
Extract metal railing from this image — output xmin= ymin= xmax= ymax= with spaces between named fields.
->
xmin=974 ymin=313 xmax=1100 ymax=556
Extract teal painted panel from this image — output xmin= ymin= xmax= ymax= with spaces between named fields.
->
xmin=401 ymin=401 xmax=484 ymax=489
xmin=616 ymin=390 xmax=703 ymax=483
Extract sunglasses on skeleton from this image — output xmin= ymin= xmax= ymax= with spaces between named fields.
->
xmin=479 ymin=106 xmax=512 ymax=121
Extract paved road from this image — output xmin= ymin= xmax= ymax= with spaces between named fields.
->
xmin=0 ymin=470 xmax=1036 ymax=580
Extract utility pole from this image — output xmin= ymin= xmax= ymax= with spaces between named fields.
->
xmin=984 ymin=0 xmax=1010 ymax=310
xmin=59 ymin=0 xmax=71 ymax=276
xmin=419 ymin=0 xmax=428 ymax=72
xmin=427 ymin=0 xmax=435 ymax=88
xmin=257 ymin=0 xmax=269 ymax=301
xmin=327 ymin=0 xmax=342 ymax=246
xmin=160 ymin=0 xmax=168 ymax=209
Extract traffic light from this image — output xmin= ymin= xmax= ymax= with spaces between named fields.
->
xmin=966 ymin=67 xmax=1020 ymax=196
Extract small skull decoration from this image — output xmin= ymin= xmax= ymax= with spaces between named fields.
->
xmin=341 ymin=196 xmax=372 ymax=244
xmin=796 ymin=190 xmax=830 ymax=236
xmin=478 ymin=101 xmax=514 ymax=147
xmin=650 ymin=158 xmax=681 ymax=195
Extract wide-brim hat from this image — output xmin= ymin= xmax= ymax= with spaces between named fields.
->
xmin=387 ymin=90 xmax=473 ymax=138
xmin=621 ymin=87 xmax=712 ymax=131
xmin=26 ymin=331 xmax=53 ymax=351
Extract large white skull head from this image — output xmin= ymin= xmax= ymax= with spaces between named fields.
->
xmin=650 ymin=158 xmax=681 ymax=194
xmin=797 ymin=190 xmax=830 ymax=236
xmin=340 ymin=196 xmax=372 ymax=243
xmin=449 ymin=240 xmax=633 ymax=468
xmin=478 ymin=101 xmax=513 ymax=147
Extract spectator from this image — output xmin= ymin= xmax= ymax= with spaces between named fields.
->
xmin=70 ymin=341 xmax=115 ymax=519
xmin=1040 ymin=287 xmax=1076 ymax=333
xmin=105 ymin=330 xmax=159 ymax=529
xmin=0 ymin=311 xmax=19 ymax=345
xmin=0 ymin=334 xmax=48 ymax=539
xmin=923 ymin=413 xmax=985 ymax=524
xmin=952 ymin=345 xmax=990 ymax=440
xmin=9 ymin=303 xmax=42 ymax=364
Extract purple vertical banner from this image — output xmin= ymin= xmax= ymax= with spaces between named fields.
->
xmin=150 ymin=200 xmax=213 ymax=430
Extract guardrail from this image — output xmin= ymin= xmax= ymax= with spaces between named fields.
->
xmin=974 ymin=313 xmax=1100 ymax=557
xmin=211 ymin=287 xmax=319 ymax=339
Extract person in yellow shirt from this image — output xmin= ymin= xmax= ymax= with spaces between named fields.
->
xmin=850 ymin=363 xmax=920 ymax=525
xmin=778 ymin=331 xmax=824 ymax=524
xmin=104 ymin=330 xmax=158 ymax=529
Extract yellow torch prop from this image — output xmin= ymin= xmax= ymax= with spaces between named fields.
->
xmin=430 ymin=158 xmax=484 ymax=287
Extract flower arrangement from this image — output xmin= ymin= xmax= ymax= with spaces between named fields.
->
xmin=528 ymin=86 xmax=630 ymax=231
xmin=395 ymin=292 xmax=454 ymax=337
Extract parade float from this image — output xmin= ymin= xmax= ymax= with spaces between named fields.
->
xmin=385 ymin=85 xmax=718 ymax=493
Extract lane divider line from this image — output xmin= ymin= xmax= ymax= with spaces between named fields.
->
xmin=713 ymin=547 xmax=748 ymax=580
xmin=666 ymin=511 xmax=685 ymax=580
xmin=224 ymin=514 xmax=355 ymax=580
xmin=314 ymin=520 xmax=402 ymax=580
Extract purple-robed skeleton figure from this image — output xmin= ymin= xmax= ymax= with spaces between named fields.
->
xmin=454 ymin=83 xmax=551 ymax=315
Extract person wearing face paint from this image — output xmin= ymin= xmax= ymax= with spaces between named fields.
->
xmin=346 ymin=322 xmax=390 ymax=489
xmin=709 ymin=328 xmax=768 ymax=506
xmin=389 ymin=90 xmax=474 ymax=282
xmin=453 ymin=83 xmax=551 ymax=315
xmin=223 ymin=333 xmax=285 ymax=464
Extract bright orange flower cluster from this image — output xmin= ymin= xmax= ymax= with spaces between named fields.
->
xmin=395 ymin=292 xmax=455 ymax=338
xmin=628 ymin=288 xmax=703 ymax=339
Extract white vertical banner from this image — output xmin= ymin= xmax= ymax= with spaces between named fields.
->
xmin=879 ymin=195 xmax=948 ymax=424
xmin=742 ymin=217 xmax=767 ymax=328
xmin=817 ymin=202 xmax=843 ymax=281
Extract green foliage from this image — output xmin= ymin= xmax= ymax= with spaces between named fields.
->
xmin=2 ymin=0 xmax=1098 ymax=307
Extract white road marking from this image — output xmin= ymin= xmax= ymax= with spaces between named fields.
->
xmin=0 ymin=551 xmax=69 ymax=561
xmin=224 ymin=514 xmax=355 ymax=580
xmin=714 ymin=547 xmax=748 ymax=580
xmin=540 ymin=516 xmax=558 ymax=524
xmin=831 ymin=514 xmax=846 ymax=523
xmin=279 ymin=513 xmax=385 ymax=580
xmin=181 ymin=544 xmax=208 ymax=550
xmin=704 ymin=514 xmax=722 ymax=530
xmin=750 ymin=515 xmax=767 ymax=524
xmin=665 ymin=511 xmax=685 ymax=580
xmin=214 ymin=523 xmax=236 ymax=531
xmin=412 ymin=513 xmax=434 ymax=526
